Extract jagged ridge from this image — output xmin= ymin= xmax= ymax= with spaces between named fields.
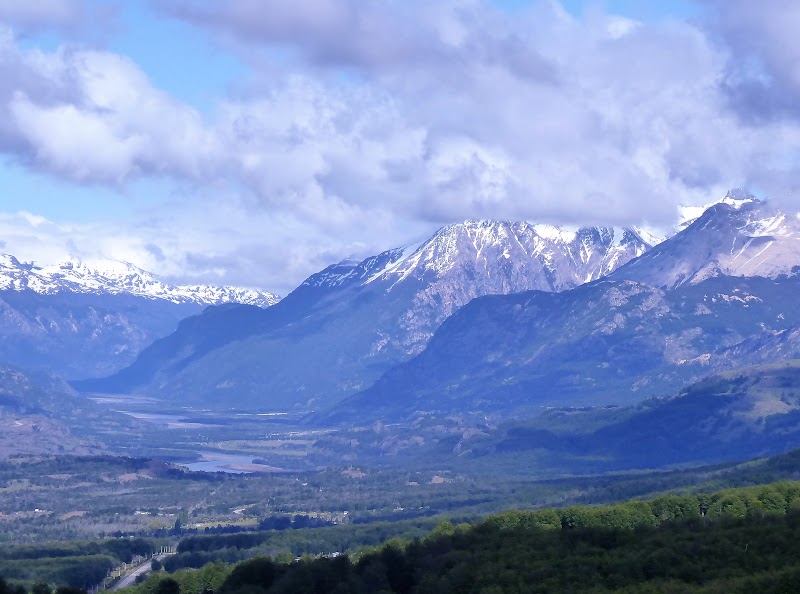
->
xmin=0 ymin=255 xmax=280 ymax=307
xmin=613 ymin=193 xmax=800 ymax=288
xmin=80 ymin=219 xmax=654 ymax=410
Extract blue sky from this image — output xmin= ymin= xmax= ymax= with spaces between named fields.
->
xmin=0 ymin=0 xmax=798 ymax=292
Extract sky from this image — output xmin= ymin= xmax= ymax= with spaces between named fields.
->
xmin=0 ymin=0 xmax=799 ymax=294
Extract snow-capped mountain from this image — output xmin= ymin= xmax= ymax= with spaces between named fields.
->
xmin=305 ymin=220 xmax=651 ymax=296
xmin=83 ymin=220 xmax=653 ymax=410
xmin=0 ymin=254 xmax=280 ymax=307
xmin=0 ymin=252 xmax=279 ymax=379
xmin=325 ymin=193 xmax=800 ymax=424
xmin=306 ymin=221 xmax=654 ymax=350
xmin=675 ymin=188 xmax=759 ymax=229
xmin=612 ymin=195 xmax=800 ymax=288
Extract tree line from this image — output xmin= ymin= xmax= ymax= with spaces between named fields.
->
xmin=126 ymin=480 xmax=800 ymax=593
xmin=0 ymin=538 xmax=161 ymax=590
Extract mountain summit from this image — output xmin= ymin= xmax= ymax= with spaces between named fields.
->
xmin=613 ymin=195 xmax=800 ymax=288
xmin=325 ymin=196 xmax=800 ymax=424
xmin=0 ymin=252 xmax=279 ymax=378
xmin=0 ymin=254 xmax=280 ymax=307
xmin=79 ymin=220 xmax=653 ymax=410
xmin=302 ymin=220 xmax=653 ymax=342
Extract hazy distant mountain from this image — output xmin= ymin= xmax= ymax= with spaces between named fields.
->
xmin=0 ymin=254 xmax=280 ymax=307
xmin=0 ymin=365 xmax=141 ymax=458
xmin=77 ymin=220 xmax=652 ymax=409
xmin=0 ymin=254 xmax=280 ymax=378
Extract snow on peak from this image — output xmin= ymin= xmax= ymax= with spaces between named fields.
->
xmin=613 ymin=196 xmax=800 ymax=288
xmin=301 ymin=220 xmax=654 ymax=296
xmin=722 ymin=187 xmax=759 ymax=206
xmin=632 ymin=226 xmax=666 ymax=247
xmin=0 ymin=253 xmax=280 ymax=307
xmin=532 ymin=224 xmax=578 ymax=243
xmin=678 ymin=189 xmax=760 ymax=229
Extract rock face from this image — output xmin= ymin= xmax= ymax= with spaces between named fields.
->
xmin=78 ymin=221 xmax=652 ymax=409
xmin=0 ymin=254 xmax=280 ymax=378
xmin=303 ymin=221 xmax=652 ymax=357
xmin=0 ymin=290 xmax=202 ymax=378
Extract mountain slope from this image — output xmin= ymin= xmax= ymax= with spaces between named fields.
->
xmin=469 ymin=361 xmax=800 ymax=471
xmin=326 ymin=274 xmax=800 ymax=423
xmin=0 ymin=290 xmax=205 ymax=378
xmin=0 ymin=365 xmax=142 ymax=458
xmin=0 ymin=254 xmax=280 ymax=378
xmin=611 ymin=195 xmax=800 ymax=288
xmin=77 ymin=221 xmax=652 ymax=409
xmin=325 ymin=199 xmax=800 ymax=424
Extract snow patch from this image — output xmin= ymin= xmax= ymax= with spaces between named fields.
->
xmin=533 ymin=224 xmax=578 ymax=243
xmin=0 ymin=253 xmax=280 ymax=307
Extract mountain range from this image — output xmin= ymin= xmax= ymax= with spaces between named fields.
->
xmin=326 ymin=274 xmax=800 ymax=423
xmin=612 ymin=198 xmax=800 ymax=288
xmin=0 ymin=365 xmax=142 ymax=458
xmin=76 ymin=220 xmax=653 ymax=409
xmin=327 ymin=197 xmax=800 ymax=423
xmin=4 ymin=189 xmax=800 ymax=478
xmin=0 ymin=255 xmax=279 ymax=378
xmin=0 ymin=254 xmax=279 ymax=306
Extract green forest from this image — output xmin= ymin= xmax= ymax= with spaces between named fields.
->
xmin=5 ymin=481 xmax=800 ymax=593
xmin=0 ymin=538 xmax=162 ymax=590
xmin=126 ymin=480 xmax=800 ymax=593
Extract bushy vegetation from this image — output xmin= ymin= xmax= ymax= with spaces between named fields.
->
xmin=167 ymin=518 xmax=447 ymax=572
xmin=5 ymin=450 xmax=800 ymax=591
xmin=5 ymin=445 xmax=800 ymax=546
xmin=122 ymin=481 xmax=800 ymax=593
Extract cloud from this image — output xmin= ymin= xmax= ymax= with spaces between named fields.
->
xmin=2 ymin=44 xmax=220 ymax=184
xmin=0 ymin=196 xmax=428 ymax=294
xmin=160 ymin=0 xmax=547 ymax=77
xmin=0 ymin=0 xmax=83 ymax=31
xmin=1 ymin=1 xmax=800 ymax=289
xmin=704 ymin=0 xmax=800 ymax=123
xmin=144 ymin=243 xmax=165 ymax=262
xmin=0 ymin=0 xmax=117 ymax=37
xmin=157 ymin=0 xmax=800 ymax=224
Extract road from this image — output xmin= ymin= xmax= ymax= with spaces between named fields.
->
xmin=113 ymin=554 xmax=169 ymax=590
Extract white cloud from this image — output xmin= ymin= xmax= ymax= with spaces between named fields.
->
xmin=0 ymin=196 xmax=430 ymax=294
xmin=0 ymin=0 xmax=83 ymax=31
xmin=0 ymin=0 xmax=118 ymax=38
xmin=0 ymin=1 xmax=800 ymax=288
xmin=4 ymin=48 xmax=220 ymax=184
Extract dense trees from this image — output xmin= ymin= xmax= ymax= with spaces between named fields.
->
xmin=7 ymin=482 xmax=800 ymax=592
xmin=0 ymin=538 xmax=160 ymax=589
xmin=167 ymin=518 xmax=442 ymax=571
xmin=120 ymin=481 xmax=800 ymax=593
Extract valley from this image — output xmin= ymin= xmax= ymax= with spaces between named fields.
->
xmin=2 ymin=1 xmax=800 ymax=589
xmin=5 ymin=195 xmax=800 ymax=592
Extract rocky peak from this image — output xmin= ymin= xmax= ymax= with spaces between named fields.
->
xmin=613 ymin=197 xmax=800 ymax=288
xmin=0 ymin=253 xmax=280 ymax=307
xmin=302 ymin=220 xmax=654 ymax=296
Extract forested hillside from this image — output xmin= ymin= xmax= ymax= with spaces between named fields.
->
xmin=124 ymin=481 xmax=800 ymax=593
